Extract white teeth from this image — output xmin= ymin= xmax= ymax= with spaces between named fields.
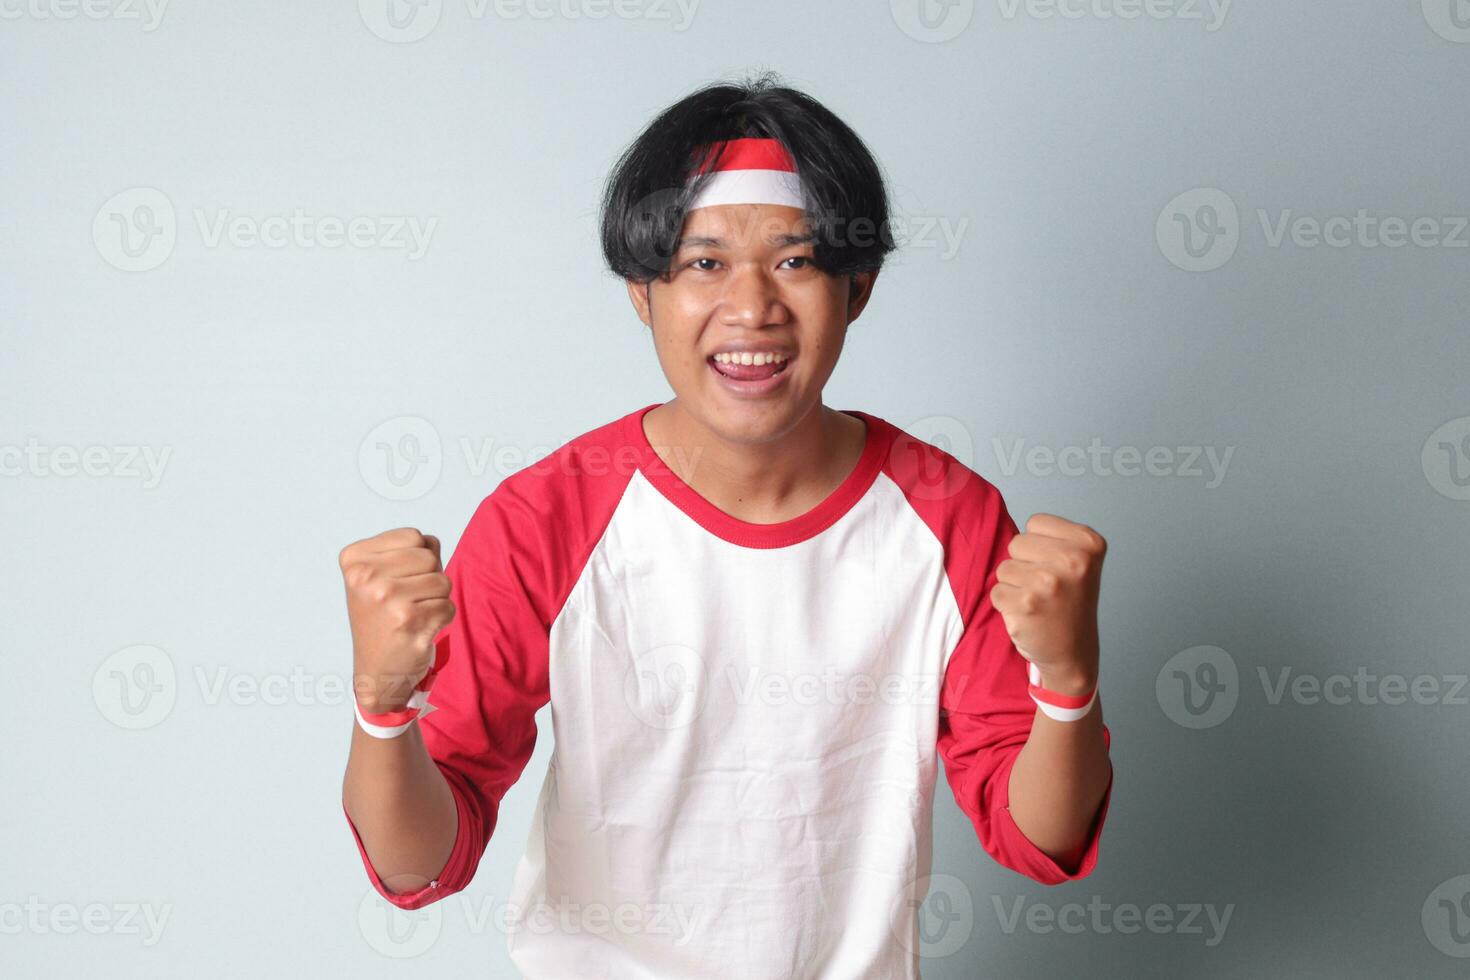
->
xmin=712 ymin=351 xmax=789 ymax=365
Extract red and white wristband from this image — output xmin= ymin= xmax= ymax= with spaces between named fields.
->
xmin=1026 ymin=660 xmax=1099 ymax=722
xmin=353 ymin=637 xmax=450 ymax=739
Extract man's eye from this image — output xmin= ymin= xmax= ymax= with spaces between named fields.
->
xmin=688 ymin=257 xmax=720 ymax=271
xmin=781 ymin=256 xmax=812 ymax=270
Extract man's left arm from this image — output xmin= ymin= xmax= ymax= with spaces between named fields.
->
xmin=990 ymin=513 xmax=1113 ymax=872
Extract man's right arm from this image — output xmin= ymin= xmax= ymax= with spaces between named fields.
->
xmin=338 ymin=527 xmax=460 ymax=898
xmin=342 ymin=712 xmax=459 ymax=895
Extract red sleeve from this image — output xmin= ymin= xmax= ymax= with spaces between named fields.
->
xmin=343 ymin=481 xmax=554 ymax=910
xmin=936 ymin=488 xmax=1113 ymax=884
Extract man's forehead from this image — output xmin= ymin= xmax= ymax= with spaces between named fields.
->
xmin=678 ymin=204 xmax=811 ymax=246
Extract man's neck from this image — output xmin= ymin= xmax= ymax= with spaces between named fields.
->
xmin=642 ymin=399 xmax=868 ymax=525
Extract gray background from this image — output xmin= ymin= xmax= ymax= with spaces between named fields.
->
xmin=4 ymin=1 xmax=1469 ymax=977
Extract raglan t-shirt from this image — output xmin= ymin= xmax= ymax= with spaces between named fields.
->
xmin=343 ymin=402 xmax=1113 ymax=979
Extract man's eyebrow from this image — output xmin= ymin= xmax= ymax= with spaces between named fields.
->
xmin=673 ymin=235 xmax=723 ymax=250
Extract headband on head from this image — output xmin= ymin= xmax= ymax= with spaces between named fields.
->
xmin=685 ymin=137 xmax=807 ymax=212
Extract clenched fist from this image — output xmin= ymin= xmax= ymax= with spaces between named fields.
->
xmin=989 ymin=513 xmax=1106 ymax=697
xmin=339 ymin=527 xmax=456 ymax=713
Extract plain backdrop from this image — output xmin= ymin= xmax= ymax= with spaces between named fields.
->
xmin=4 ymin=1 xmax=1470 ymax=977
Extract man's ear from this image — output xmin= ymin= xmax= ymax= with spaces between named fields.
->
xmin=625 ymin=278 xmax=653 ymax=328
xmin=845 ymin=269 xmax=879 ymax=323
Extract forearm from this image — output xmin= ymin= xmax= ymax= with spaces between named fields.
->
xmin=342 ymin=721 xmax=458 ymax=892
xmin=1005 ymin=673 xmax=1112 ymax=872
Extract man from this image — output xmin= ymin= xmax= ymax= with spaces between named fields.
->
xmin=340 ymin=76 xmax=1113 ymax=978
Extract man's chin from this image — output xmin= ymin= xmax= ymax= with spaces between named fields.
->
xmin=688 ymin=387 xmax=814 ymax=446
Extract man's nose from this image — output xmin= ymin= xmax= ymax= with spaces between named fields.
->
xmin=717 ymin=264 xmax=788 ymax=328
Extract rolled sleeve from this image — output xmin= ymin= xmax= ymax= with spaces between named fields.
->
xmin=342 ymin=758 xmax=489 ymax=910
xmin=965 ymin=716 xmax=1112 ymax=883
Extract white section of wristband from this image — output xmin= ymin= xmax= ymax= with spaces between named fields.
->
xmin=352 ymin=688 xmax=432 ymax=740
xmin=687 ymin=169 xmax=806 ymax=211
xmin=354 ymin=700 xmax=413 ymax=739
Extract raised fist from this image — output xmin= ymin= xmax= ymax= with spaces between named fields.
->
xmin=339 ymin=527 xmax=455 ymax=713
xmin=990 ymin=513 xmax=1106 ymax=697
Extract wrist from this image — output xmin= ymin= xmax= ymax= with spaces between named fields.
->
xmin=353 ymin=671 xmax=421 ymax=714
xmin=354 ymin=692 xmax=410 ymax=715
xmin=1034 ymin=664 xmax=1098 ymax=697
xmin=1026 ymin=661 xmax=1099 ymax=723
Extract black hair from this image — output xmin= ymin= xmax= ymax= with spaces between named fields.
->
xmin=599 ymin=73 xmax=896 ymax=283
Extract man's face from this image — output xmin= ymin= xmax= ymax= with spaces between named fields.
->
xmin=626 ymin=203 xmax=876 ymax=444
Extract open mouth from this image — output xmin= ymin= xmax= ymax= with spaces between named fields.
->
xmin=707 ymin=351 xmax=793 ymax=383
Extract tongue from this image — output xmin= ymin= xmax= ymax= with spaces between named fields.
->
xmin=712 ymin=358 xmax=782 ymax=381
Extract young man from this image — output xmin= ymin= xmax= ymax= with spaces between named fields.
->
xmin=340 ymin=78 xmax=1113 ymax=978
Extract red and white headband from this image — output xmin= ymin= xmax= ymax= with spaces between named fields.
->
xmin=685 ymin=137 xmax=808 ymax=211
